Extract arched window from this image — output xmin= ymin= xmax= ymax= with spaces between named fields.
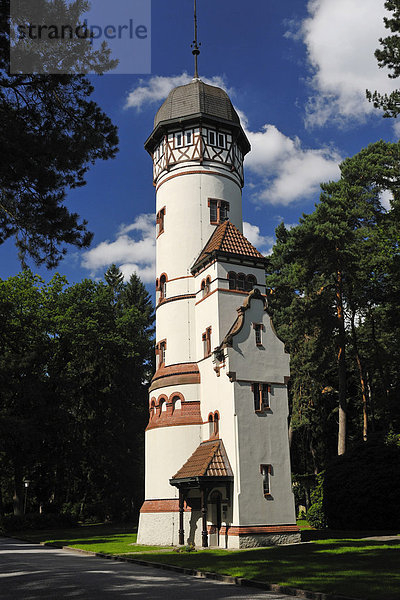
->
xmin=245 ymin=274 xmax=257 ymax=291
xmin=208 ymin=412 xmax=220 ymax=438
xmin=237 ymin=273 xmax=245 ymax=291
xmin=213 ymin=412 xmax=219 ymax=437
xmin=228 ymin=272 xmax=236 ymax=290
xmin=158 ymin=398 xmax=164 ymax=416
xmin=150 ymin=400 xmax=156 ymax=418
xmin=205 ymin=276 xmax=211 ymax=296
xmin=172 ymin=395 xmax=182 ymax=411
xmin=201 ymin=279 xmax=206 ymax=296
xmin=208 ymin=413 xmax=214 ymax=437
xmin=159 ymin=274 xmax=167 ymax=300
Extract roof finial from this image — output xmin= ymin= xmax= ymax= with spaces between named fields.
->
xmin=191 ymin=0 xmax=201 ymax=80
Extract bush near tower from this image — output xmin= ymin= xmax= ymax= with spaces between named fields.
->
xmin=323 ymin=440 xmax=400 ymax=530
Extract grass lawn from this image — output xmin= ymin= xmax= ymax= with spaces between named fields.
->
xmin=11 ymin=523 xmax=169 ymax=554
xmin=8 ymin=523 xmax=400 ymax=599
xmin=128 ymin=537 xmax=400 ymax=600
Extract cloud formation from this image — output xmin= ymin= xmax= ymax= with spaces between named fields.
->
xmin=299 ymin=0 xmax=396 ymax=127
xmin=244 ymin=124 xmax=341 ymax=205
xmin=125 ymin=73 xmax=229 ymax=111
xmin=81 ymin=213 xmax=156 ymax=283
xmin=243 ymin=222 xmax=274 ymax=255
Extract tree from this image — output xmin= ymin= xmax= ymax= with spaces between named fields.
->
xmin=0 ymin=270 xmax=67 ymax=515
xmin=267 ymin=141 xmax=399 ymax=459
xmin=366 ymin=0 xmax=400 ymax=117
xmin=0 ymin=268 xmax=155 ymax=521
xmin=0 ymin=0 xmax=119 ymax=267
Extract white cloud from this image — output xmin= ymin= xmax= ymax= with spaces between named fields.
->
xmin=124 ymin=72 xmax=230 ymax=111
xmin=300 ymin=0 xmax=396 ymax=127
xmin=244 ymin=124 xmax=341 ymax=205
xmin=81 ymin=213 xmax=156 ymax=283
xmin=243 ymin=222 xmax=274 ymax=254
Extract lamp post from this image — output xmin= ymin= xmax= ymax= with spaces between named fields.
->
xmin=23 ymin=480 xmax=30 ymax=515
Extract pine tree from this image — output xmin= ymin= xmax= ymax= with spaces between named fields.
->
xmin=366 ymin=1 xmax=400 ymax=117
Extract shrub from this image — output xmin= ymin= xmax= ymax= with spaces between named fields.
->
xmin=324 ymin=441 xmax=400 ymax=530
xmin=306 ymin=472 xmax=327 ymax=529
xmin=1 ymin=512 xmax=77 ymax=532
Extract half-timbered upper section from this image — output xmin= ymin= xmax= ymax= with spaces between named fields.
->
xmin=144 ymin=80 xmax=251 ymax=187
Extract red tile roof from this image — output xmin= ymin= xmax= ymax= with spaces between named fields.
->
xmin=192 ymin=221 xmax=264 ymax=271
xmin=171 ymin=439 xmax=233 ymax=480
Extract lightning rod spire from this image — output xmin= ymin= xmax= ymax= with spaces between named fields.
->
xmin=191 ymin=0 xmax=201 ymax=79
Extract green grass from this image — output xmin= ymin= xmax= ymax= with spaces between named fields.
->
xmin=128 ymin=537 xmax=400 ymax=600
xmin=11 ymin=523 xmax=400 ymax=599
xmin=12 ymin=523 xmax=170 ymax=554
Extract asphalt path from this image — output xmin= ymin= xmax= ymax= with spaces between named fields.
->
xmin=0 ymin=537 xmax=300 ymax=599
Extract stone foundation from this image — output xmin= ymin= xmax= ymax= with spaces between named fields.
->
xmin=235 ymin=532 xmax=301 ymax=548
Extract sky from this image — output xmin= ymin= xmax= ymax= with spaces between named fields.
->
xmin=1 ymin=0 xmax=398 ymax=289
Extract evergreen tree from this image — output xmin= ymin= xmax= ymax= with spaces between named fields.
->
xmin=367 ymin=1 xmax=400 ymax=117
xmin=0 ymin=1 xmax=119 ymax=267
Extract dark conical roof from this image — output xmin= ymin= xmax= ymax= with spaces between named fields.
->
xmin=154 ymin=79 xmax=240 ymax=128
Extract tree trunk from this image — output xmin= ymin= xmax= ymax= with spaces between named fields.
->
xmin=350 ymin=309 xmax=368 ymax=442
xmin=336 ymin=268 xmax=347 ymax=456
xmin=369 ymin=311 xmax=390 ymax=400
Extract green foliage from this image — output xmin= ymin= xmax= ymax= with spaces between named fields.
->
xmin=1 ymin=512 xmax=77 ymax=533
xmin=267 ymin=140 xmax=400 ymax=472
xmin=306 ymin=473 xmax=327 ymax=529
xmin=324 ymin=441 xmax=400 ymax=530
xmin=0 ymin=1 xmax=119 ymax=267
xmin=367 ymin=1 xmax=400 ymax=117
xmin=174 ymin=543 xmax=197 ymax=553
xmin=0 ymin=267 xmax=154 ymax=522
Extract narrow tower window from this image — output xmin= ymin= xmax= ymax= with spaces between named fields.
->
xmin=208 ymin=413 xmax=214 ymax=437
xmin=158 ymin=340 xmax=166 ymax=367
xmin=159 ymin=274 xmax=167 ymax=300
xmin=156 ymin=207 xmax=166 ymax=236
xmin=253 ymin=383 xmax=270 ymax=412
xmin=175 ymin=132 xmax=183 ymax=147
xmin=260 ymin=464 xmax=272 ymax=497
xmin=204 ymin=276 xmax=211 ymax=296
xmin=208 ymin=130 xmax=216 ymax=146
xmin=202 ymin=326 xmax=212 ymax=358
xmin=185 ymin=130 xmax=193 ymax=145
xmin=253 ymin=323 xmax=263 ymax=346
xmin=218 ymin=133 xmax=226 ymax=148
xmin=213 ymin=412 xmax=219 ymax=437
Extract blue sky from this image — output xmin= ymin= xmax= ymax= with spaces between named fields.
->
xmin=1 ymin=0 xmax=398 ymax=287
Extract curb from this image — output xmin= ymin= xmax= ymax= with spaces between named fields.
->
xmin=45 ymin=542 xmax=361 ymax=600
xmin=3 ymin=536 xmax=362 ymax=600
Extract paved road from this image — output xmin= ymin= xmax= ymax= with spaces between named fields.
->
xmin=0 ymin=537 xmax=299 ymax=600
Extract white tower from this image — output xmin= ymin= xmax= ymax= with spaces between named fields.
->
xmin=137 ymin=75 xmax=299 ymax=548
